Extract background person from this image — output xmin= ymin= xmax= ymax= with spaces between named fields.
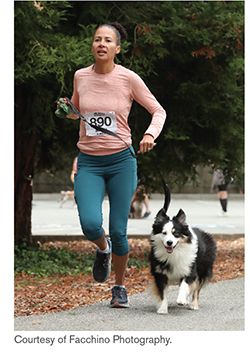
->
xmin=70 ymin=156 xmax=78 ymax=183
xmin=129 ymin=184 xmax=151 ymax=219
xmin=59 ymin=156 xmax=78 ymax=207
xmin=211 ymin=168 xmax=230 ymax=216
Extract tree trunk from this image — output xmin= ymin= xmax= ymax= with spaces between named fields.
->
xmin=15 ymin=85 xmax=37 ymax=246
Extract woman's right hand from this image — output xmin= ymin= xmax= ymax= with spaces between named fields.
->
xmin=55 ymin=98 xmax=79 ymax=120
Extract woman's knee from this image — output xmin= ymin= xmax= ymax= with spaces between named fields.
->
xmin=110 ymin=230 xmax=129 ymax=256
xmin=79 ymin=215 xmax=103 ymax=241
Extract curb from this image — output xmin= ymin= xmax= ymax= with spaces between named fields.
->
xmin=32 ymin=233 xmax=244 ymax=243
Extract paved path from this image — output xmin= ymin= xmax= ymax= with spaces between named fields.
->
xmin=32 ymin=193 xmax=244 ymax=237
xmin=14 ymin=193 xmax=245 ymax=332
xmin=15 ymin=278 xmax=244 ymax=331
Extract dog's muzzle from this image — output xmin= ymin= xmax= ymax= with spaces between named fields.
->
xmin=165 ymin=240 xmax=175 ymax=253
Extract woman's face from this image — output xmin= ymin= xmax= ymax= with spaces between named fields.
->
xmin=92 ymin=26 xmax=121 ymax=62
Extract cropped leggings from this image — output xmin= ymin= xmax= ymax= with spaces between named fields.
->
xmin=74 ymin=148 xmax=137 ymax=256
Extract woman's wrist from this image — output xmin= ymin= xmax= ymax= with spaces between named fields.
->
xmin=144 ymin=133 xmax=154 ymax=139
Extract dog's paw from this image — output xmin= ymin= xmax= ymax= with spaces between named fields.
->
xmin=157 ymin=304 xmax=169 ymax=314
xmin=157 ymin=308 xmax=168 ymax=314
xmin=189 ymin=303 xmax=199 ymax=310
xmin=176 ymin=298 xmax=189 ymax=306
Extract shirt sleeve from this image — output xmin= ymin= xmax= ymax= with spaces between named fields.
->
xmin=129 ymin=71 xmax=167 ymax=139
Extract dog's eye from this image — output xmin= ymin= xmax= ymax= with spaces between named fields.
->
xmin=172 ymin=230 xmax=181 ymax=237
xmin=162 ymin=231 xmax=167 ymax=235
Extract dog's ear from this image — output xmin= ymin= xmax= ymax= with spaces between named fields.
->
xmin=155 ymin=208 xmax=169 ymax=220
xmin=173 ymin=209 xmax=192 ymax=239
xmin=175 ymin=209 xmax=187 ymax=225
xmin=152 ymin=208 xmax=169 ymax=234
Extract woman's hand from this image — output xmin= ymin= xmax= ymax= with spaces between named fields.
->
xmin=55 ymin=98 xmax=79 ymax=120
xmin=138 ymin=134 xmax=156 ymax=154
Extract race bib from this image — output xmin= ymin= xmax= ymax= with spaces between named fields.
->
xmin=84 ymin=111 xmax=117 ymax=136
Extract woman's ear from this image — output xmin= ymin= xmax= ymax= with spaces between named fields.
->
xmin=115 ymin=45 xmax=121 ymax=55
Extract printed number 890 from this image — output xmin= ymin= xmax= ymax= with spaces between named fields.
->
xmin=89 ymin=116 xmax=112 ymax=127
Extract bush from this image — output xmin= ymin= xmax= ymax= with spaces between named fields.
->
xmin=14 ymin=245 xmax=95 ymax=276
xmin=14 ymin=245 xmax=148 ymax=276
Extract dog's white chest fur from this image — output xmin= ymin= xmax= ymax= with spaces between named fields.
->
xmin=152 ymin=223 xmax=198 ymax=284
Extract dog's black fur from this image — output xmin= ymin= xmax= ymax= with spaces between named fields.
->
xmin=149 ymin=183 xmax=217 ymax=314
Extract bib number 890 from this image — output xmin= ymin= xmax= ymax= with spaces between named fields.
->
xmin=84 ymin=111 xmax=117 ymax=136
xmin=89 ymin=116 xmax=112 ymax=127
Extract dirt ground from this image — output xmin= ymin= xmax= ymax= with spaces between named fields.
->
xmin=15 ymin=237 xmax=244 ymax=316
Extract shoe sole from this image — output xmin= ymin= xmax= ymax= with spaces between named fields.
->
xmin=110 ymin=301 xmax=130 ymax=308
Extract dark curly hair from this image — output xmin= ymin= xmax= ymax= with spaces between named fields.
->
xmin=95 ymin=22 xmax=128 ymax=45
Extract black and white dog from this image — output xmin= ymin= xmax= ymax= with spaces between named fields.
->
xmin=149 ymin=183 xmax=216 ymax=314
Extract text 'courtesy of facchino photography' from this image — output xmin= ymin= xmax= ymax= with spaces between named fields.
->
xmin=14 ymin=334 xmax=173 ymax=347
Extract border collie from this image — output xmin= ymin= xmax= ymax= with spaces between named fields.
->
xmin=150 ymin=184 xmax=216 ymax=314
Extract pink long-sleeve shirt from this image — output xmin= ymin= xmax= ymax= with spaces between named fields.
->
xmin=71 ymin=64 xmax=166 ymax=155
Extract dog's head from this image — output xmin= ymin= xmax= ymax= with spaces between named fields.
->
xmin=151 ymin=184 xmax=192 ymax=254
xmin=152 ymin=208 xmax=192 ymax=253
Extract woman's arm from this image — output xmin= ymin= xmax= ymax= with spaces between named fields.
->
xmin=129 ymin=71 xmax=166 ymax=153
xmin=130 ymin=71 xmax=166 ymax=140
xmin=68 ymin=72 xmax=80 ymax=120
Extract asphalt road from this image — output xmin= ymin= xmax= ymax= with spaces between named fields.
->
xmin=14 ymin=193 xmax=245 ymax=332
xmin=15 ymin=277 xmax=244 ymax=331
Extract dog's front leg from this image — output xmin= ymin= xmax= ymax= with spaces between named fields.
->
xmin=157 ymin=285 xmax=169 ymax=314
xmin=189 ymin=280 xmax=200 ymax=310
xmin=177 ymin=279 xmax=190 ymax=306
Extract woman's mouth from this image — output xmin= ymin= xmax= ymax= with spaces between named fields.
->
xmin=97 ymin=49 xmax=107 ymax=55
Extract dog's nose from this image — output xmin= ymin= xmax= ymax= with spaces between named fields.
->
xmin=167 ymin=240 xmax=173 ymax=246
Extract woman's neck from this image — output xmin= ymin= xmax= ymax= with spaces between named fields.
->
xmin=93 ymin=61 xmax=115 ymax=74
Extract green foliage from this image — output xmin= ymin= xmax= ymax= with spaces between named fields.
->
xmin=14 ymin=245 xmax=147 ymax=276
xmin=14 ymin=245 xmax=95 ymax=275
xmin=15 ymin=2 xmax=91 ymax=85
xmin=15 ymin=1 xmax=244 ymax=188
xmin=128 ymin=257 xmax=148 ymax=270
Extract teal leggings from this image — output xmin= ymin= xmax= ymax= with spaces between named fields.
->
xmin=74 ymin=148 xmax=137 ymax=256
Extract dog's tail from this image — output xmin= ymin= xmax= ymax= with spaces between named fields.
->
xmin=162 ymin=180 xmax=171 ymax=213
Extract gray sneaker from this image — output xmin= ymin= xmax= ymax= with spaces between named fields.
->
xmin=110 ymin=286 xmax=129 ymax=308
xmin=92 ymin=237 xmax=112 ymax=283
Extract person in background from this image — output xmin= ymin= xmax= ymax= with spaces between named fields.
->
xmin=211 ymin=168 xmax=230 ymax=216
xmin=59 ymin=156 xmax=78 ymax=207
xmin=70 ymin=156 xmax=78 ymax=183
xmin=129 ymin=184 xmax=151 ymax=219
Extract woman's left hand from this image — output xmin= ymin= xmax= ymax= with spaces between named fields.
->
xmin=138 ymin=134 xmax=156 ymax=154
